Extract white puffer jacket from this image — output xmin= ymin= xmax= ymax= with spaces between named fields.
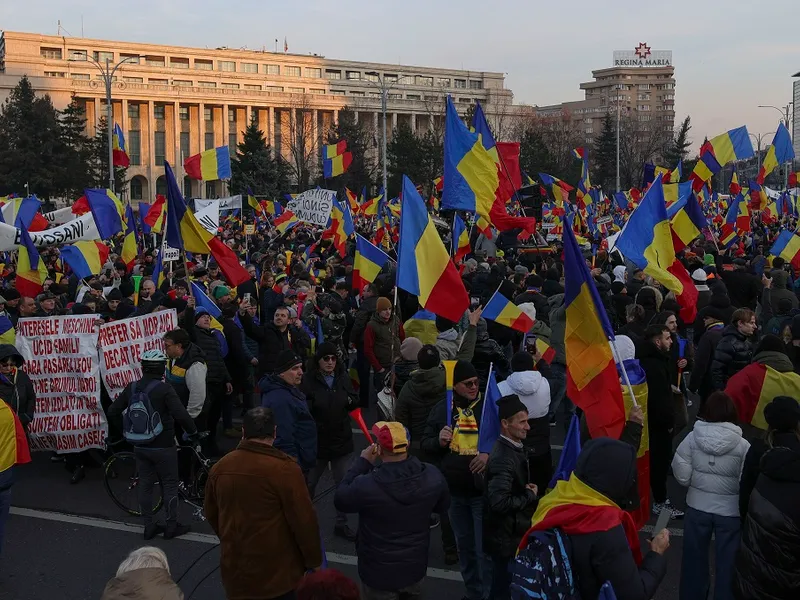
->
xmin=671 ymin=420 xmax=751 ymax=517
xmin=497 ymin=371 xmax=551 ymax=419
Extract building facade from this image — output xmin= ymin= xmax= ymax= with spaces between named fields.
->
xmin=0 ymin=31 xmax=514 ymax=200
xmin=534 ymin=44 xmax=676 ymax=147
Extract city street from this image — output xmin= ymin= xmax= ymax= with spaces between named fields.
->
xmin=1 ymin=404 xmax=698 ymax=600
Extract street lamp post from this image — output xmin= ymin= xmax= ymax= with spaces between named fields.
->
xmin=748 ymin=131 xmax=775 ymax=176
xmin=71 ymin=53 xmax=142 ymax=194
xmin=758 ymin=103 xmax=794 ymax=188
xmin=364 ymin=73 xmax=403 ymax=196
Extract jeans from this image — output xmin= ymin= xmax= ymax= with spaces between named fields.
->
xmin=307 ymin=454 xmax=352 ymax=525
xmin=0 ymin=467 xmax=12 ymax=556
xmin=134 ymin=446 xmax=180 ymax=527
xmin=449 ymin=495 xmax=492 ymax=600
xmin=489 ymin=554 xmax=512 ymax=600
xmin=362 ymin=580 xmax=422 ymax=600
xmin=547 ymin=363 xmax=572 ymax=421
xmin=680 ymin=506 xmax=741 ymax=600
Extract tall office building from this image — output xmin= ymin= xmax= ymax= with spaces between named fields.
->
xmin=534 ymin=43 xmax=676 ymax=147
xmin=0 ymin=31 xmax=513 ymax=200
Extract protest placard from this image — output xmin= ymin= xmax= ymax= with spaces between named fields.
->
xmin=99 ymin=310 xmax=177 ymax=400
xmin=286 ymin=189 xmax=335 ymax=226
xmin=16 ymin=315 xmax=105 ymax=453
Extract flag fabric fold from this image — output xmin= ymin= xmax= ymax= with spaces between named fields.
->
xmin=183 ymin=146 xmax=232 ymax=180
xmin=85 ymin=188 xmax=125 ymax=239
xmin=477 ymin=370 xmax=502 ymax=453
xmin=16 ymin=226 xmax=48 ymax=297
xmin=769 ymin=230 xmax=800 ymax=270
xmin=353 ymin=234 xmax=391 ymax=292
xmin=726 ymin=363 xmax=800 ymax=430
xmin=112 ymin=123 xmax=130 ymax=167
xmin=481 ymin=289 xmax=535 ymax=333
xmin=60 ymin=241 xmax=110 ymax=280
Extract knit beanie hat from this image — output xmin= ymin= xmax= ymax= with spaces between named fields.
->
xmin=764 ymin=396 xmax=800 ymax=432
xmin=704 ymin=254 xmax=715 ymax=266
xmin=194 ymin=307 xmax=210 ymax=322
xmin=400 ymin=337 xmax=423 ymax=362
xmin=376 ymin=297 xmax=392 ymax=312
xmin=453 ymin=359 xmax=478 ymax=384
xmin=497 ymin=394 xmax=528 ymax=420
xmin=212 ymin=285 xmax=231 ymax=300
xmin=314 ymin=341 xmax=339 ymax=362
xmin=754 ymin=334 xmax=787 ymax=356
xmin=417 ymin=344 xmax=441 ymax=370
xmin=510 ymin=351 xmax=534 ymax=373
xmin=274 ymin=350 xmax=303 ymax=374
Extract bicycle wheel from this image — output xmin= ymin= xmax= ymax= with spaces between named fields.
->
xmin=104 ymin=451 xmax=164 ymax=517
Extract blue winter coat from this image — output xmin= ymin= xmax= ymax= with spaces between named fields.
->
xmin=259 ymin=375 xmax=317 ymax=472
xmin=334 ymin=456 xmax=450 ymax=591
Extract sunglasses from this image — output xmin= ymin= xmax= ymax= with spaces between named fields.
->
xmin=322 ymin=355 xmax=337 ymax=362
xmin=460 ymin=380 xmax=479 ymax=389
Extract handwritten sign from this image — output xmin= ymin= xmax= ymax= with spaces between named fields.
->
xmin=16 ymin=315 xmax=105 ymax=453
xmin=286 ymin=189 xmax=335 ymax=227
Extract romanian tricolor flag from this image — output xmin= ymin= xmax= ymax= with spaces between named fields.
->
xmin=0 ymin=195 xmax=48 ymax=231
xmin=345 ymin=188 xmax=360 ymax=214
xmin=144 ymin=195 xmax=166 ymax=234
xmin=85 ymin=188 xmax=125 ymax=239
xmin=274 ymin=210 xmax=300 ymax=235
xmin=519 ymin=472 xmax=642 ymax=564
xmin=789 ymin=172 xmax=800 ymax=188
xmin=121 ymin=203 xmax=139 ymax=271
xmin=152 ymin=245 xmax=166 ymax=288
xmin=442 ymin=96 xmax=498 ymax=216
xmin=60 ymin=241 xmax=110 ymax=280
xmin=668 ymin=192 xmax=708 ymax=252
xmin=619 ymin=359 xmax=650 ymax=529
xmin=163 ymin=162 xmax=249 ymax=286
xmin=0 ymin=399 xmax=31 ymax=472
xmin=614 ymin=177 xmax=698 ymax=323
xmin=353 ymin=234 xmax=391 ymax=292
xmin=360 ymin=189 xmax=383 ymax=216
xmin=433 ymin=176 xmax=444 ymax=192
xmin=535 ymin=337 xmax=556 ymax=365
xmin=322 ymin=141 xmax=352 ymax=178
xmin=769 ymin=230 xmax=800 ymax=270
xmin=726 ymin=363 xmax=800 ymax=430
xmin=397 ymin=175 xmax=468 ymax=323
xmin=748 ymin=180 xmax=768 ymax=213
xmin=189 ymin=282 xmax=224 ymax=331
xmin=246 ymin=188 xmax=263 ymax=216
xmin=690 ymin=148 xmax=723 ymax=192
xmin=757 ymin=123 xmax=795 ymax=185
xmin=563 ymin=222 xmax=625 ymax=440
xmin=112 ymin=123 xmax=130 ymax=167
xmin=184 ymin=146 xmax=232 ymax=181
xmin=729 ymin=169 xmax=742 ymax=196
xmin=16 ymin=226 xmax=48 ymax=298
xmin=482 ymin=288 xmax=535 ymax=333
xmin=573 ymin=147 xmax=591 ymax=208
xmin=322 ymin=198 xmax=354 ymax=257
xmin=538 ymin=173 xmax=573 ymax=205
xmin=452 ymin=213 xmax=470 ymax=262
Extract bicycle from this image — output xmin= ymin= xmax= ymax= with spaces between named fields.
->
xmin=103 ymin=432 xmax=217 ymax=522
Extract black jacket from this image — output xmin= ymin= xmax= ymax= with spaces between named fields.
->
xmin=483 ymin=437 xmax=538 ymax=558
xmin=568 ymin=439 xmax=667 ymax=600
xmin=710 ymin=325 xmax=753 ymax=391
xmin=239 ymin=312 xmax=311 ymax=377
xmin=221 ymin=317 xmax=249 ymax=383
xmin=107 ymin=374 xmax=197 ymax=448
xmin=693 ymin=292 xmax=736 ymax=345
xmin=259 ymin=287 xmax=284 ymax=323
xmin=186 ymin=317 xmax=230 ymax=385
xmin=636 ymin=340 xmax=674 ymax=432
xmin=688 ymin=323 xmax=725 ymax=398
xmin=420 ymin=394 xmax=485 ymax=497
xmin=734 ymin=434 xmax=800 ymax=600
xmin=258 ymin=374 xmax=317 ymax=471
xmin=0 ymin=345 xmax=35 ymax=429
xmin=350 ymin=296 xmax=377 ymax=349
xmin=396 ymin=366 xmax=445 ymax=455
xmin=300 ymin=365 xmax=358 ymax=460
xmin=721 ymin=269 xmax=761 ymax=310
xmin=334 ymin=456 xmax=450 ymax=592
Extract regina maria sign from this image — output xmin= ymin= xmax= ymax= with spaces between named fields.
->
xmin=613 ymin=43 xmax=672 ymax=67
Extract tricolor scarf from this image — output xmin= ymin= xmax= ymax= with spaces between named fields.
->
xmin=450 ymin=398 xmax=480 ymax=456
xmin=520 ymin=472 xmax=643 ymax=565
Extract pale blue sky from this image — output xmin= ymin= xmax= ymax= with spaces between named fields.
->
xmin=3 ymin=0 xmax=799 ymax=149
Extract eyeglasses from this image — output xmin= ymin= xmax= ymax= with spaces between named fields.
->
xmin=322 ymin=355 xmax=337 ymax=362
xmin=460 ymin=380 xmax=479 ymax=389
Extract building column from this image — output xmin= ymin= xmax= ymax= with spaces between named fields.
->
xmin=312 ymin=109 xmax=319 ymax=149
xmin=147 ymin=100 xmax=155 ymax=195
xmin=222 ymin=104 xmax=230 ymax=150
xmin=373 ymin=111 xmax=379 ymax=131
xmin=333 ymin=109 xmax=339 ymax=125
xmin=410 ymin=113 xmax=417 ymax=134
xmin=197 ymin=103 xmax=205 ymax=199
xmin=246 ymin=105 xmax=252 ymax=127
xmin=354 ymin=110 xmax=359 ymax=124
xmin=391 ymin=112 xmax=398 ymax=131
xmin=121 ymin=99 xmax=129 ymax=141
xmin=93 ymin=98 xmax=101 ymax=137
xmin=268 ymin=106 xmax=276 ymax=151
xmin=173 ymin=101 xmax=181 ymax=189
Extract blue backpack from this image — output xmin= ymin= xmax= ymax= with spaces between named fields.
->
xmin=510 ymin=528 xmax=581 ymax=600
xmin=122 ymin=380 xmax=163 ymax=444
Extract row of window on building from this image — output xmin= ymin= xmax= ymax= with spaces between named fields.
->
xmin=40 ymin=46 xmax=483 ymax=88
xmin=129 ymin=175 xmax=219 ymax=201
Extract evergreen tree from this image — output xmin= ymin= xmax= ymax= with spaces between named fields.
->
xmin=324 ymin=106 xmax=377 ymax=194
xmin=592 ymin=112 xmax=617 ymax=190
xmin=519 ymin=129 xmax=555 ymax=182
xmin=418 ymin=129 xmax=444 ymax=199
xmin=0 ymin=76 xmax=64 ymax=198
xmin=58 ymin=98 xmax=94 ymax=199
xmin=230 ymin=115 xmax=291 ymax=200
xmin=88 ymin=116 xmax=127 ymax=192
xmin=387 ymin=123 xmax=426 ymax=197
xmin=664 ymin=115 xmax=692 ymax=169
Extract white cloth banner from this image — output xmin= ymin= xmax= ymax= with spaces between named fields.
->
xmin=0 ymin=212 xmax=100 ymax=251
xmin=99 ymin=310 xmax=178 ymax=400
xmin=286 ymin=189 xmax=336 ymax=226
xmin=195 ymin=201 xmax=220 ymax=234
xmin=43 ymin=207 xmax=79 ymax=225
xmin=195 ymin=195 xmax=242 ymax=211
xmin=16 ymin=315 xmax=106 ymax=453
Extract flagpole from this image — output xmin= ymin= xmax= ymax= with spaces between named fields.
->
xmin=610 ymin=338 xmax=638 ymax=408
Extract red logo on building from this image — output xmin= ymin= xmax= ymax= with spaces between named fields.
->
xmin=634 ymin=42 xmax=651 ymax=59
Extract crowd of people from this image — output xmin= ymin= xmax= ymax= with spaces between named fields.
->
xmin=1 ymin=212 xmax=800 ymax=600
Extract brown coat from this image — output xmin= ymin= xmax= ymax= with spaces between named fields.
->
xmin=204 ymin=440 xmax=322 ymax=600
xmin=101 ymin=568 xmax=183 ymax=600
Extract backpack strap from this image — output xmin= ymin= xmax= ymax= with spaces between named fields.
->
xmin=127 ymin=381 xmax=138 ymax=408
xmin=142 ymin=379 xmax=161 ymax=395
